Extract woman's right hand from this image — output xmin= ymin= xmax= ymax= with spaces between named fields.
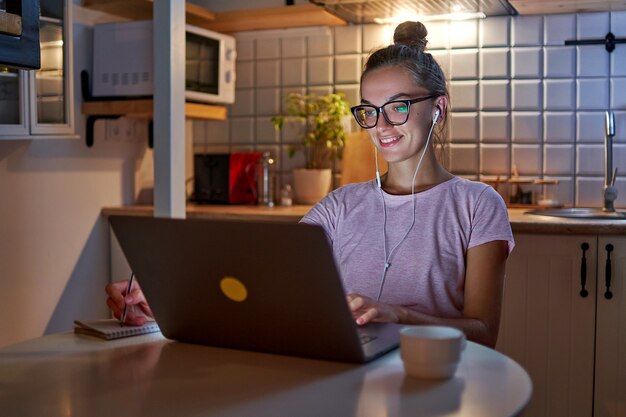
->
xmin=105 ymin=279 xmax=154 ymax=326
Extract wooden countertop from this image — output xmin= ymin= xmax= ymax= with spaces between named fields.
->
xmin=101 ymin=205 xmax=626 ymax=235
xmin=102 ymin=204 xmax=310 ymax=223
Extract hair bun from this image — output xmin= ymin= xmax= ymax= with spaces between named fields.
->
xmin=393 ymin=21 xmax=428 ymax=51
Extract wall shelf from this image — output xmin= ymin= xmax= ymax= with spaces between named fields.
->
xmin=199 ymin=4 xmax=346 ymax=33
xmin=508 ymin=0 xmax=626 ymax=15
xmin=81 ymin=0 xmax=216 ymax=27
xmin=81 ymin=99 xmax=226 ymax=148
xmin=81 ymin=99 xmax=227 ymax=121
xmin=80 ymin=1 xmax=346 ymax=32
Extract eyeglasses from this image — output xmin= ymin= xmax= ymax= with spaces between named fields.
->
xmin=351 ymin=95 xmax=437 ymax=129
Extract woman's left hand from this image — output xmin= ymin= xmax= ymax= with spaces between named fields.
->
xmin=346 ymin=293 xmax=401 ymax=325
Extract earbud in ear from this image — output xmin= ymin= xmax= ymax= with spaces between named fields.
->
xmin=433 ymin=108 xmax=441 ymax=125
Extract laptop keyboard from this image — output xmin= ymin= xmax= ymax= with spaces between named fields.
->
xmin=359 ymin=334 xmax=378 ymax=345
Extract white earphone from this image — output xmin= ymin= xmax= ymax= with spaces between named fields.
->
xmin=433 ymin=107 xmax=441 ymax=125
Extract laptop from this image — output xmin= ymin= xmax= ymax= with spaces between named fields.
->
xmin=109 ymin=215 xmax=401 ymax=363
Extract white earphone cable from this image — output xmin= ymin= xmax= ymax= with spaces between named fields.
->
xmin=375 ymin=117 xmax=438 ymax=301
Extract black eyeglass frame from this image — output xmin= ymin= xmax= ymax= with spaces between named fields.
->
xmin=351 ymin=95 xmax=437 ymax=129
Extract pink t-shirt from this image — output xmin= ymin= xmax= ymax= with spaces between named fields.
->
xmin=300 ymin=176 xmax=514 ymax=319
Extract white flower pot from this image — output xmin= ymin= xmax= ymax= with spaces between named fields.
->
xmin=293 ymin=168 xmax=332 ymax=204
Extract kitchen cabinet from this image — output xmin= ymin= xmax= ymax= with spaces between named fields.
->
xmin=0 ymin=0 xmax=75 ymax=139
xmin=497 ymin=233 xmax=626 ymax=417
xmin=595 ymin=236 xmax=626 ymax=417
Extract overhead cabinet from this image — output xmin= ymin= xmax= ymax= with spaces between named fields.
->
xmin=0 ymin=0 xmax=75 ymax=139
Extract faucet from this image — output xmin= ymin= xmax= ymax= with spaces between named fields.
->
xmin=603 ymin=111 xmax=618 ymax=212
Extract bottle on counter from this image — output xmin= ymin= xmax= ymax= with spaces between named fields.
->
xmin=256 ymin=152 xmax=276 ymax=207
xmin=280 ymin=184 xmax=293 ymax=207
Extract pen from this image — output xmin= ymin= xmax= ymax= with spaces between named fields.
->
xmin=120 ymin=272 xmax=135 ymax=327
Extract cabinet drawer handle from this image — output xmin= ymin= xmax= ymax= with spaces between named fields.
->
xmin=605 ymin=244 xmax=614 ymax=300
xmin=580 ymin=242 xmax=589 ymax=298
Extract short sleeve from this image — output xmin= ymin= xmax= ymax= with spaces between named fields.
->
xmin=299 ymin=190 xmax=341 ymax=242
xmin=469 ymin=186 xmax=515 ymax=255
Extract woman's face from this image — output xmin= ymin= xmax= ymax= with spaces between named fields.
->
xmin=360 ymin=66 xmax=438 ymax=165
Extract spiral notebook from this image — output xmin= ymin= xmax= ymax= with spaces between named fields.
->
xmin=73 ymin=319 xmax=160 ymax=340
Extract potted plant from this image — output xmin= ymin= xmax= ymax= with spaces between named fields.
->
xmin=272 ymin=92 xmax=351 ymax=204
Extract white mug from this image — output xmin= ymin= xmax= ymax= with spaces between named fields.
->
xmin=400 ymin=325 xmax=466 ymax=379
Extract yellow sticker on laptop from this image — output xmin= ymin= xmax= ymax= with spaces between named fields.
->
xmin=220 ymin=277 xmax=248 ymax=302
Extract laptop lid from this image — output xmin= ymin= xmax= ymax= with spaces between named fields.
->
xmin=109 ymin=215 xmax=400 ymax=363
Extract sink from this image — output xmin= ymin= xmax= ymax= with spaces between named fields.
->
xmin=525 ymin=207 xmax=626 ymax=220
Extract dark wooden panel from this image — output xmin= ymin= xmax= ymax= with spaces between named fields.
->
xmin=0 ymin=0 xmax=40 ymax=70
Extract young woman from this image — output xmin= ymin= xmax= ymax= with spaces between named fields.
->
xmin=106 ymin=21 xmax=513 ymax=348
xmin=298 ymin=21 xmax=513 ymax=348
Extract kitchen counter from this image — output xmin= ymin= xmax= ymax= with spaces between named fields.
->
xmin=101 ymin=205 xmax=626 ymax=235
xmin=102 ymin=203 xmax=310 ymax=223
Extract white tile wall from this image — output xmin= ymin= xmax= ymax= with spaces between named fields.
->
xmin=577 ymin=12 xmax=610 ymax=38
xmin=282 ymin=36 xmax=306 ymax=58
xmin=512 ymin=144 xmax=542 ymax=174
xmin=230 ymin=117 xmax=254 ymax=144
xmin=236 ymin=39 xmax=254 ymax=60
xmin=612 ymin=11 xmax=626 ymax=36
xmin=481 ymin=17 xmax=510 ymax=47
xmin=450 ymin=112 xmax=479 ymax=142
xmin=544 ymin=47 xmax=576 ymax=77
xmin=480 ymin=48 xmax=510 ymax=78
xmin=236 ymin=61 xmax=255 ymax=88
xmin=577 ymin=79 xmax=609 ymax=110
xmin=544 ymin=14 xmax=576 ymax=46
xmin=308 ymin=32 xmax=333 ymax=56
xmin=512 ymin=80 xmax=542 ymax=110
xmin=616 ymin=111 xmax=626 ymax=142
xmin=577 ymin=46 xmax=609 ymax=77
xmin=544 ymin=112 xmax=575 ymax=143
xmin=281 ymin=58 xmax=306 ymax=86
xmin=449 ymin=144 xmax=479 ymax=173
xmin=577 ymin=177 xmax=604 ymax=206
xmin=425 ymin=21 xmax=449 ymax=50
xmin=611 ymin=51 xmax=626 ymax=76
xmin=255 ymin=88 xmax=280 ymax=116
xmin=256 ymin=38 xmax=280 ymax=59
xmin=512 ymin=16 xmax=543 ymax=46
xmin=231 ymin=89 xmax=254 ymax=116
xmin=512 ymin=112 xmax=542 ymax=143
xmin=480 ymin=112 xmax=509 ymax=143
xmin=450 ymin=81 xmax=479 ymax=110
xmin=577 ymin=144 xmax=604 ymax=174
xmin=211 ymin=11 xmax=626 ymax=208
xmin=335 ymin=55 xmax=362 ymax=84
xmin=334 ymin=26 xmax=362 ymax=54
xmin=611 ymin=78 xmax=626 ymax=108
xmin=450 ymin=20 xmax=478 ymax=48
xmin=450 ymin=49 xmax=479 ymax=79
xmin=480 ymin=80 xmax=510 ymax=110
xmin=256 ymin=60 xmax=280 ymax=87
xmin=544 ymin=79 xmax=575 ymax=110
xmin=255 ymin=117 xmax=280 ymax=144
xmin=577 ymin=112 xmax=606 ymax=142
xmin=307 ymin=57 xmax=333 ymax=85
xmin=544 ymin=144 xmax=575 ymax=175
xmin=481 ymin=144 xmax=510 ymax=174
xmin=362 ymin=24 xmax=393 ymax=53
xmin=512 ymin=47 xmax=542 ymax=78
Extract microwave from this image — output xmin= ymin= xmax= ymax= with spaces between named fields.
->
xmin=92 ymin=20 xmax=236 ymax=104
